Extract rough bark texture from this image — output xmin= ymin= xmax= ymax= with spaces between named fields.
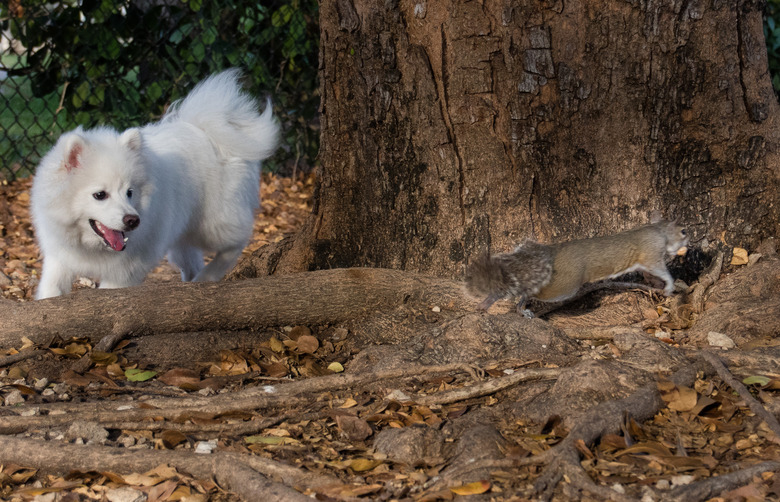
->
xmin=237 ymin=0 xmax=780 ymax=279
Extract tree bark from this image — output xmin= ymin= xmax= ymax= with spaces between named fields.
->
xmin=235 ymin=0 xmax=780 ymax=279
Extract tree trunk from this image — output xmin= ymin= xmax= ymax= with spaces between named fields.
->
xmin=235 ymin=0 xmax=779 ymax=280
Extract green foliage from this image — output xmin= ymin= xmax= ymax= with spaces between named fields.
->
xmin=0 ymin=0 xmax=319 ymax=176
xmin=765 ymin=0 xmax=780 ymax=95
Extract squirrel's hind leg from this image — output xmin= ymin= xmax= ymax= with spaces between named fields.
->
xmin=515 ymin=295 xmax=535 ymax=318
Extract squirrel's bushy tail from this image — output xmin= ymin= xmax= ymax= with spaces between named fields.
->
xmin=165 ymin=68 xmax=280 ymax=164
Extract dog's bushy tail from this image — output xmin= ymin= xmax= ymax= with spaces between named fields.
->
xmin=166 ymin=68 xmax=280 ymax=163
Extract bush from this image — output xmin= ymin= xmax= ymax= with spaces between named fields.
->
xmin=0 ymin=0 xmax=319 ymax=177
xmin=765 ymin=0 xmax=780 ymax=95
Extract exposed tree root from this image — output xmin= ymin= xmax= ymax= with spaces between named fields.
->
xmin=0 ymin=268 xmax=469 ymax=348
xmin=535 ymin=448 xmax=634 ymax=502
xmin=0 ymin=436 xmax=333 ymax=501
xmin=1 ymin=258 xmax=776 ymax=500
xmin=414 ymin=367 xmax=561 ymax=406
xmin=687 ymin=251 xmax=724 ymax=314
xmin=0 ymin=363 xmax=487 ymax=434
xmin=435 ymin=362 xmax=704 ymax=498
xmin=664 ymin=251 xmax=724 ymax=329
xmin=527 ymin=366 xmax=697 ymax=499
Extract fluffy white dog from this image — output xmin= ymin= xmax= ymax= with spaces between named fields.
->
xmin=30 ymin=69 xmax=280 ymax=299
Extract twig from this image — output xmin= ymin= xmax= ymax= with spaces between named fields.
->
xmin=664 ymin=460 xmax=780 ymax=502
xmin=0 ymin=349 xmax=46 ymax=367
xmin=414 ymin=367 xmax=560 ymax=405
xmin=701 ymin=350 xmax=780 ymax=438
xmin=55 ymin=81 xmax=70 ymax=115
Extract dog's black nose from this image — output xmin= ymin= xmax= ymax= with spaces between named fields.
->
xmin=123 ymin=214 xmax=140 ymax=230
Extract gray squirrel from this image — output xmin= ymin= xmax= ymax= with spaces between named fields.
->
xmin=465 ymin=221 xmax=689 ymax=313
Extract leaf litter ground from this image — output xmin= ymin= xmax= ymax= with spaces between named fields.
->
xmin=1 ymin=175 xmax=779 ymax=501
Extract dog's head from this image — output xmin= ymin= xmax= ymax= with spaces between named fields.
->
xmin=49 ymin=127 xmax=151 ymax=252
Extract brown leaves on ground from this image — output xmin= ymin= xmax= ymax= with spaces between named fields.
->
xmin=2 ymin=173 xmax=780 ymax=500
xmin=0 ymin=178 xmax=36 ymax=300
xmin=4 ymin=323 xmax=779 ymax=500
xmin=576 ymin=376 xmax=780 ymax=492
xmin=3 ymin=463 xmax=215 ymax=502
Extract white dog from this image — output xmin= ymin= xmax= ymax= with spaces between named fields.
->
xmin=30 ymin=69 xmax=280 ymax=299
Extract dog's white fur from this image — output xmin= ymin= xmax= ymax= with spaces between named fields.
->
xmin=31 ymin=69 xmax=280 ymax=299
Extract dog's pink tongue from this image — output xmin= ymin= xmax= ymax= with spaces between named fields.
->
xmin=95 ymin=221 xmax=125 ymax=251
xmin=103 ymin=229 xmax=125 ymax=251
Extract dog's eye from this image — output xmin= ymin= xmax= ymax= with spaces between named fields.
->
xmin=93 ymin=191 xmax=107 ymax=201
xmin=126 ymin=188 xmax=133 ymax=198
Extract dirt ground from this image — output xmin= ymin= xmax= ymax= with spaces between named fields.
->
xmin=1 ymin=174 xmax=780 ymax=502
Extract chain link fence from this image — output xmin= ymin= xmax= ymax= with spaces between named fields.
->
xmin=0 ymin=0 xmax=319 ymax=180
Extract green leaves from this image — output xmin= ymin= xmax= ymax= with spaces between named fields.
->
xmin=125 ymin=368 xmax=158 ymax=382
xmin=3 ymin=0 xmax=320 ymax=173
xmin=765 ymin=4 xmax=780 ymax=94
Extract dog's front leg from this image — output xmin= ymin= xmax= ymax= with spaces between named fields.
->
xmin=36 ymin=259 xmax=75 ymax=299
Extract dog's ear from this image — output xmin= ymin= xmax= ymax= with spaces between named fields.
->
xmin=62 ymin=134 xmax=86 ymax=173
xmin=120 ymin=128 xmax=143 ymax=152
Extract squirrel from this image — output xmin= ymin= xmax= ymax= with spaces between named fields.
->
xmin=464 ymin=220 xmax=689 ymax=314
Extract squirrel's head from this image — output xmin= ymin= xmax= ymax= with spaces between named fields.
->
xmin=464 ymin=253 xmax=508 ymax=298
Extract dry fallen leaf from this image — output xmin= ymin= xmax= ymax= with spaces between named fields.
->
xmin=296 ymin=334 xmax=319 ymax=354
xmin=659 ymin=380 xmax=699 ymax=412
xmin=336 ymin=414 xmax=374 ymax=441
xmin=348 ymin=458 xmax=382 ymax=472
xmin=160 ymin=430 xmax=187 ymax=449
xmin=731 ymin=247 xmax=749 ymax=265
xmin=451 ymin=480 xmax=491 ymax=495
xmin=159 ymin=368 xmax=203 ymax=389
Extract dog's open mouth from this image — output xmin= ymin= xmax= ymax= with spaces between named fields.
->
xmin=89 ymin=219 xmax=129 ymax=251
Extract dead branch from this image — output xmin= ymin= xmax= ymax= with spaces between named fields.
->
xmin=0 ymin=268 xmax=469 ymax=348
xmin=701 ymin=350 xmax=780 ymax=437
